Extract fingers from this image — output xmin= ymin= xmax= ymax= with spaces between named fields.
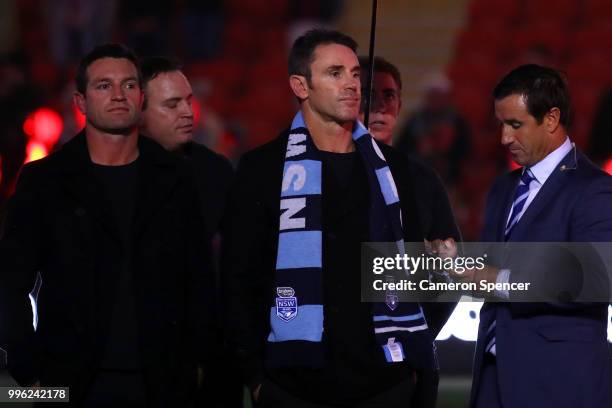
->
xmin=424 ymin=239 xmax=434 ymax=253
xmin=252 ymin=383 xmax=262 ymax=402
xmin=442 ymin=237 xmax=458 ymax=258
xmin=424 ymin=239 xmax=444 ymax=254
xmin=425 ymin=238 xmax=457 ymax=258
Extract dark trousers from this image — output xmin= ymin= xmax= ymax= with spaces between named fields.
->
xmin=411 ymin=368 xmax=439 ymax=408
xmin=256 ymin=376 xmax=417 ymax=408
xmin=474 ymin=354 xmax=502 ymax=408
xmin=84 ymin=370 xmax=147 ymax=407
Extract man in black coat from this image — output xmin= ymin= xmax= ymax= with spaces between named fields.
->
xmin=0 ymin=44 xmax=213 ymax=407
xmin=139 ymin=56 xmax=239 ymax=408
xmin=222 ymin=29 xmax=460 ymax=408
xmin=139 ymin=56 xmax=233 ymax=242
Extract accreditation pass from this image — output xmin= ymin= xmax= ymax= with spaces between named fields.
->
xmin=0 ymin=387 xmax=69 ymax=402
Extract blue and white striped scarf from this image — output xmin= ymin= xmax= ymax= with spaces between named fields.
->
xmin=266 ymin=111 xmax=427 ymax=368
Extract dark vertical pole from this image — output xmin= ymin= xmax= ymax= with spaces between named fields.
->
xmin=364 ymin=0 xmax=378 ymax=128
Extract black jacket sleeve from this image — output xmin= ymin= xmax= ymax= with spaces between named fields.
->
xmin=0 ymin=164 xmax=44 ymax=386
xmin=407 ymin=157 xmax=461 ymax=339
xmin=220 ymin=152 xmax=272 ymax=390
xmin=179 ymin=166 xmax=217 ymax=367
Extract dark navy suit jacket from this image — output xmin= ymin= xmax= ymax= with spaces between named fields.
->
xmin=472 ymin=148 xmax=612 ymax=408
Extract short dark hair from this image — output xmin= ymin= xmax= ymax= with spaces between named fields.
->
xmin=140 ymin=56 xmax=183 ymax=110
xmin=288 ymin=29 xmax=358 ymax=83
xmin=140 ymin=56 xmax=183 ymax=88
xmin=76 ymin=43 xmax=141 ymax=94
xmin=493 ymin=64 xmax=570 ymax=127
xmin=358 ymin=56 xmax=402 ymax=90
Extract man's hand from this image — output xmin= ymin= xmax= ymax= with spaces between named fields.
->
xmin=424 ymin=238 xmax=502 ymax=296
xmin=252 ymin=383 xmax=262 ymax=403
xmin=424 ymin=238 xmax=458 ymax=259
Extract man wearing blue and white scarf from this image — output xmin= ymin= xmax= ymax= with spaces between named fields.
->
xmin=223 ymin=29 xmax=460 ymax=408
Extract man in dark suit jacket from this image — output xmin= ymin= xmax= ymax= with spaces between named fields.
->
xmin=222 ymin=29 xmax=460 ymax=408
xmin=0 ymin=44 xmax=212 ymax=406
xmin=445 ymin=64 xmax=612 ymax=407
xmin=139 ymin=56 xmax=239 ymax=408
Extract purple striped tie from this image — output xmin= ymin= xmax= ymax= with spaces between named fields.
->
xmin=504 ymin=169 xmax=536 ymax=240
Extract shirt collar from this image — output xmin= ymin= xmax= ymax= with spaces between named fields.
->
xmin=292 ymin=111 xmax=369 ymax=141
xmin=527 ymin=137 xmax=572 ymax=185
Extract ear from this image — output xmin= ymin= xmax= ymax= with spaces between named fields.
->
xmin=138 ymin=89 xmax=144 ymax=110
xmin=397 ymin=98 xmax=403 ymax=115
xmin=289 ymin=75 xmax=309 ymax=100
xmin=545 ymin=107 xmax=561 ymax=133
xmin=73 ymin=92 xmax=86 ymax=116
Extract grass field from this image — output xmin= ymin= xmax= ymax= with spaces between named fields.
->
xmin=437 ymin=376 xmax=472 ymax=408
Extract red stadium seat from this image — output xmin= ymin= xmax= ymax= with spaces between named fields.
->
xmin=248 ymin=52 xmax=288 ymax=83
xmin=512 ymin=21 xmax=569 ymax=63
xmin=451 ymin=82 xmax=494 ymax=134
xmin=225 ymin=0 xmax=289 ymax=24
xmin=186 ymin=59 xmax=243 ymax=89
xmin=524 ymin=0 xmax=580 ymax=26
xmin=186 ymin=59 xmax=246 ymax=115
xmin=568 ymin=22 xmax=612 ymax=58
xmin=468 ymin=0 xmax=522 ymax=26
xmin=565 ymin=51 xmax=612 ymax=88
xmin=583 ymin=0 xmax=612 ymax=25
xmin=448 ymin=50 xmax=502 ymax=92
xmin=255 ymin=25 xmax=289 ymax=58
xmin=454 ymin=18 xmax=515 ymax=61
xmin=224 ymin=18 xmax=259 ymax=57
xmin=229 ymin=81 xmax=294 ymax=124
xmin=568 ymin=83 xmax=606 ymax=148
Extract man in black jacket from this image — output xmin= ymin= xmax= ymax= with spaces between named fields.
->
xmin=139 ymin=56 xmax=239 ymax=408
xmin=222 ymin=29 xmax=460 ymax=408
xmin=139 ymin=56 xmax=233 ymax=242
xmin=0 ymin=44 xmax=212 ymax=407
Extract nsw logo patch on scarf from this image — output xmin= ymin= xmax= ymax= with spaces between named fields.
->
xmin=275 ymin=287 xmax=298 ymax=322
